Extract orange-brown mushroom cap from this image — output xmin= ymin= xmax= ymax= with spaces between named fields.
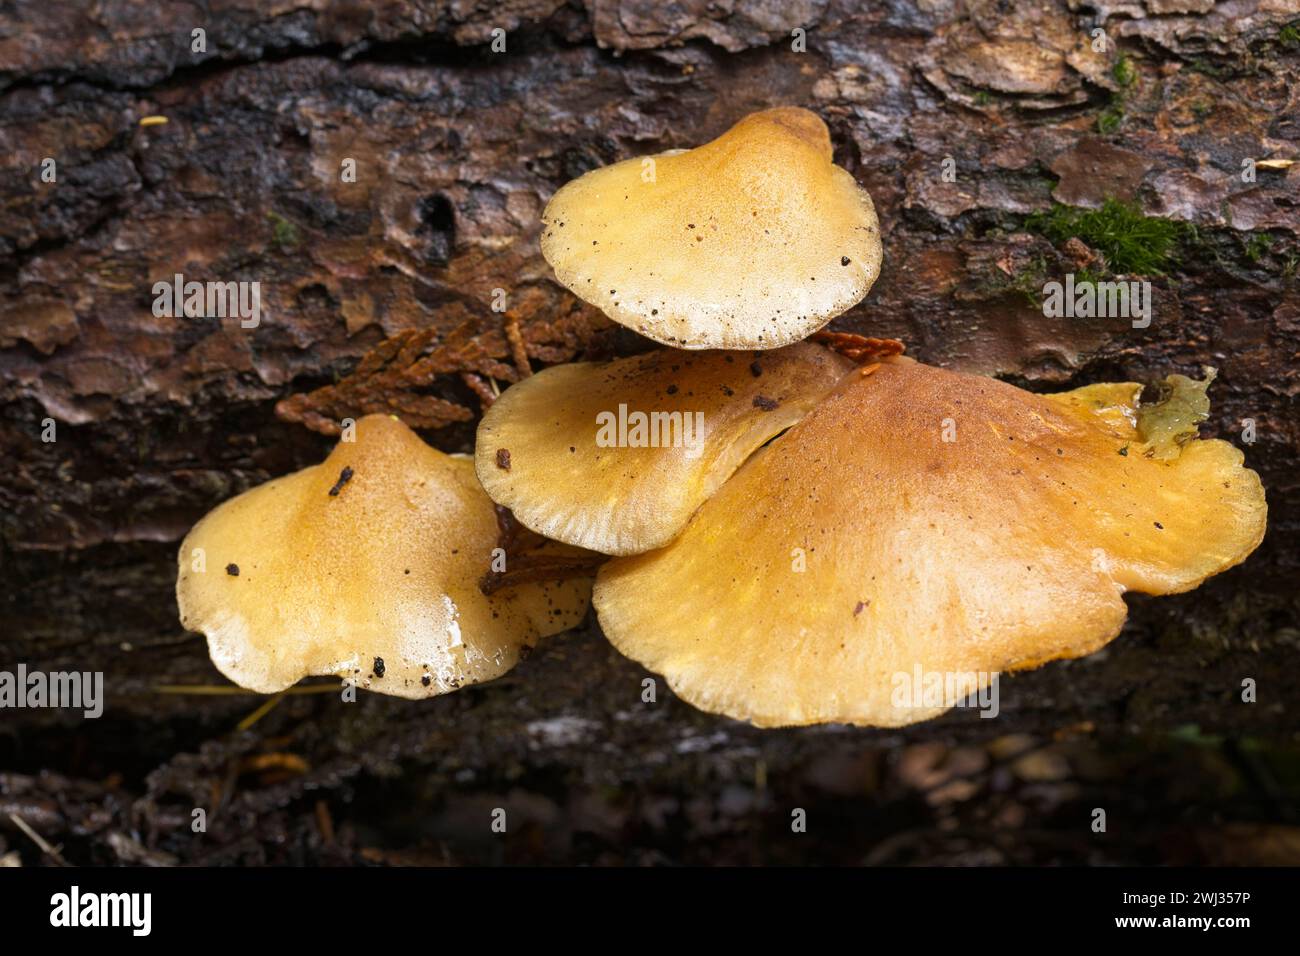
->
xmin=475 ymin=342 xmax=856 ymax=555
xmin=594 ymin=359 xmax=1266 ymax=728
xmin=540 ymin=107 xmax=882 ymax=350
xmin=176 ymin=414 xmax=591 ymax=698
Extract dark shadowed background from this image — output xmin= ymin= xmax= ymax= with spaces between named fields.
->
xmin=1 ymin=0 xmax=1298 ymax=865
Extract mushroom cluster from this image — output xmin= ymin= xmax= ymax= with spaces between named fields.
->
xmin=476 ymin=341 xmax=855 ymax=554
xmin=477 ymin=107 xmax=1267 ymax=727
xmin=592 ymin=360 xmax=1264 ymax=726
xmin=178 ymin=107 xmax=1266 ymax=727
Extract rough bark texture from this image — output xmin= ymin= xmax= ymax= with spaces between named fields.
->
xmin=1 ymin=0 xmax=1298 ymax=865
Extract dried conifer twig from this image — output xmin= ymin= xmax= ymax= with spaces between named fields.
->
xmin=811 ymin=331 xmax=906 ymax=363
xmin=276 ymin=295 xmax=610 ymax=436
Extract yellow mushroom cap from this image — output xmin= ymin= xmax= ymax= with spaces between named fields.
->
xmin=475 ymin=342 xmax=856 ymax=555
xmin=176 ymin=414 xmax=591 ymax=698
xmin=540 ymin=107 xmax=882 ymax=350
xmin=594 ymin=359 xmax=1266 ymax=728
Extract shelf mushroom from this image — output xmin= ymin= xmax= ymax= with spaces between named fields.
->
xmin=593 ymin=358 xmax=1267 ymax=727
xmin=475 ymin=341 xmax=855 ymax=554
xmin=540 ymin=107 xmax=882 ymax=350
xmin=176 ymin=414 xmax=592 ymax=698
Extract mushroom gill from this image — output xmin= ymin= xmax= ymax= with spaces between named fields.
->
xmin=594 ymin=358 xmax=1266 ymax=728
xmin=176 ymin=414 xmax=592 ymax=698
xmin=474 ymin=341 xmax=855 ymax=555
xmin=540 ymin=107 xmax=882 ymax=350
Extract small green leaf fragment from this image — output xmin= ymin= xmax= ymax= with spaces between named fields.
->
xmin=1137 ymin=367 xmax=1217 ymax=459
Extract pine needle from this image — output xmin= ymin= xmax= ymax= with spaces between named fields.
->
xmin=236 ymin=692 xmax=286 ymax=731
xmin=153 ymin=683 xmax=338 ymax=696
xmin=8 ymin=813 xmax=70 ymax=867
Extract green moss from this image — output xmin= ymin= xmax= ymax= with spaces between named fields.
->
xmin=972 ymin=90 xmax=993 ymax=106
xmin=1008 ymin=262 xmax=1046 ymax=305
xmin=1187 ymin=57 xmax=1231 ymax=79
xmin=1097 ymin=96 xmax=1125 ymax=134
xmin=1280 ymin=21 xmax=1300 ymax=47
xmin=978 ymin=253 xmax=1048 ymax=306
xmin=1243 ymin=232 xmax=1274 ymax=263
xmin=267 ymin=212 xmax=302 ymax=251
xmin=1024 ymin=198 xmax=1185 ymax=275
xmin=1112 ymin=54 xmax=1137 ymax=88
xmin=1075 ymin=266 xmax=1103 ymax=287
xmin=1094 ymin=55 xmax=1138 ymax=134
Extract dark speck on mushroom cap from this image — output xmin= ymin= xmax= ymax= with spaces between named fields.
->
xmin=328 ymin=466 xmax=354 ymax=497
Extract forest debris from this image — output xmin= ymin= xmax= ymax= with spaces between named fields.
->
xmin=810 ymin=331 xmax=906 ymax=362
xmin=315 ymin=801 xmax=336 ymax=844
xmin=8 ymin=812 xmax=69 ymax=866
xmin=276 ymin=295 xmax=606 ymax=436
xmin=153 ymin=683 xmax=338 ymax=696
xmin=106 ymin=830 xmax=178 ymax=866
xmin=461 ymin=372 xmax=499 ymax=408
xmin=327 ymin=467 xmax=354 ymax=496
xmin=1137 ymin=367 xmax=1216 ymax=459
xmin=238 ymin=753 xmax=310 ymax=775
xmin=504 ymin=313 xmax=533 ymax=378
xmin=235 ymin=692 xmax=286 ymax=731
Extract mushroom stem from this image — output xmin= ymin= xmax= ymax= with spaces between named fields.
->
xmin=479 ymin=504 xmax=604 ymax=595
xmin=479 ymin=554 xmax=606 ymax=596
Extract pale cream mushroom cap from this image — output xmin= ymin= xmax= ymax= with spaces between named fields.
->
xmin=595 ymin=359 xmax=1266 ymax=728
xmin=475 ymin=342 xmax=856 ymax=555
xmin=540 ymin=107 xmax=882 ymax=349
xmin=177 ymin=414 xmax=591 ymax=698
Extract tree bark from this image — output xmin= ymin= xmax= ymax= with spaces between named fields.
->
xmin=1 ymin=0 xmax=1298 ymax=865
